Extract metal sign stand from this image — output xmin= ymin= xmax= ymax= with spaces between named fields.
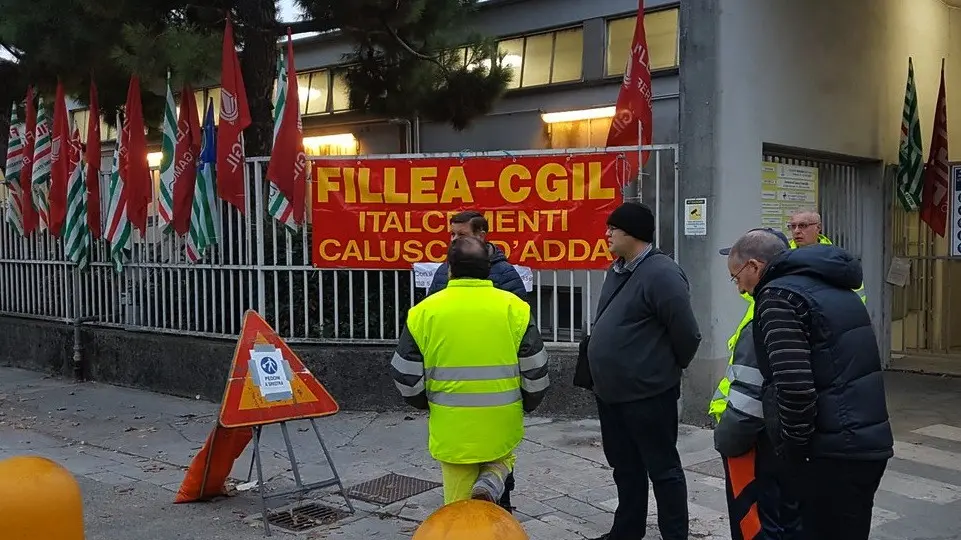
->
xmin=244 ymin=418 xmax=354 ymax=536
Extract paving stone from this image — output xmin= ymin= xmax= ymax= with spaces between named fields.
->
xmin=511 ymin=494 xmax=557 ymax=518
xmin=542 ymin=495 xmax=608 ymax=519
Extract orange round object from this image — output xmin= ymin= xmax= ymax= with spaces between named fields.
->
xmin=413 ymin=499 xmax=529 ymax=540
xmin=0 ymin=455 xmax=85 ymax=540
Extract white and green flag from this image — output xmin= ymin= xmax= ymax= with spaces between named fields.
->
xmin=158 ymin=70 xmax=177 ymax=233
xmin=105 ymin=113 xmax=132 ymax=273
xmin=31 ymin=97 xmax=52 ymax=231
xmin=4 ymin=104 xmax=25 ymax=235
xmin=186 ymin=99 xmax=220 ymax=262
xmin=897 ymin=58 xmax=924 ymax=212
xmin=64 ymin=128 xmax=90 ymax=270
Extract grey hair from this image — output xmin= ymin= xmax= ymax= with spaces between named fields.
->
xmin=790 ymin=208 xmax=821 ymax=222
xmin=729 ymin=229 xmax=789 ymax=265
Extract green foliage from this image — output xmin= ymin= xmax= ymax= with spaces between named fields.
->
xmin=298 ymin=0 xmax=511 ymax=130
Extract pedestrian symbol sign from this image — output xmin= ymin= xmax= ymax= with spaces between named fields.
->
xmin=219 ymin=310 xmax=340 ymax=428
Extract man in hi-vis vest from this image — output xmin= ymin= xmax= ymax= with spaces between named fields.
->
xmin=787 ymin=209 xmax=866 ymax=303
xmin=713 ymin=228 xmax=801 ymax=540
xmin=390 ymin=236 xmax=550 ymax=505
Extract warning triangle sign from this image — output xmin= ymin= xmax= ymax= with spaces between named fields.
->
xmin=219 ymin=310 xmax=340 ymax=428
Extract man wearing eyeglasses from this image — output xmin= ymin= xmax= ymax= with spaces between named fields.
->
xmin=786 ymin=209 xmax=866 ymax=304
xmin=723 ymin=229 xmax=892 ymax=540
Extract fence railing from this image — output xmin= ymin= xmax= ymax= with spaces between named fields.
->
xmin=0 ymin=145 xmax=679 ymax=346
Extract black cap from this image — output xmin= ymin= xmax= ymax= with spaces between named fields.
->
xmin=606 ymin=202 xmax=655 ymax=243
xmin=719 ymin=228 xmax=790 ymax=255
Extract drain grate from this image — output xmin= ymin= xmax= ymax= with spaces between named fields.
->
xmin=265 ymin=502 xmax=350 ymax=532
xmin=345 ymin=473 xmax=441 ymax=505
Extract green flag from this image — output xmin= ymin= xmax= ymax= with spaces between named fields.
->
xmin=897 ymin=58 xmax=924 ymax=212
xmin=64 ymin=129 xmax=90 ymax=270
xmin=158 ymin=70 xmax=177 ymax=233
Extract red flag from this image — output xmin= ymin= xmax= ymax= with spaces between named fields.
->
xmin=921 ymin=59 xmax=950 ymax=237
xmin=20 ymin=86 xmax=38 ymax=236
xmin=173 ymin=86 xmax=202 ymax=236
xmin=48 ymin=80 xmax=70 ymax=237
xmin=605 ymin=0 xmax=653 ymax=165
xmin=124 ymin=76 xmax=151 ymax=233
xmin=68 ymin=127 xmax=82 ymax=178
xmin=217 ymin=17 xmax=252 ymax=213
xmin=85 ymin=80 xmax=102 ymax=239
xmin=266 ymin=30 xmax=307 ymax=225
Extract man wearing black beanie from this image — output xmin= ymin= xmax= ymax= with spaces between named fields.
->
xmin=582 ymin=202 xmax=702 ymax=540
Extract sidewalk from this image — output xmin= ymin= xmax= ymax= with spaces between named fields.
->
xmin=3 ymin=368 xmax=961 ymax=539
xmin=0 ymin=367 xmax=728 ymax=539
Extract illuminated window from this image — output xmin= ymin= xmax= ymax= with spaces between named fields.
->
xmin=192 ymin=87 xmax=222 ymax=125
xmin=70 ymin=109 xmax=119 ymax=142
xmin=496 ymin=27 xmax=583 ymax=89
xmin=547 ymin=118 xmax=613 ymax=149
xmin=606 ymin=7 xmax=679 ymax=76
xmin=331 ymin=72 xmax=351 ymax=112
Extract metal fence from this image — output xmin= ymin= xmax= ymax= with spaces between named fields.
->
xmin=0 ymin=145 xmax=679 ymax=346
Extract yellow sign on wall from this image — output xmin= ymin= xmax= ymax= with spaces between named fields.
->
xmin=761 ymin=161 xmax=820 ymax=233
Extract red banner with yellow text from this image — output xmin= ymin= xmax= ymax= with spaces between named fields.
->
xmin=310 ymin=153 xmax=629 ymax=270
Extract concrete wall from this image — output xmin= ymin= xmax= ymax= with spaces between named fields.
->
xmin=0 ymin=315 xmax=596 ymax=418
xmin=679 ymin=0 xmax=961 ymax=422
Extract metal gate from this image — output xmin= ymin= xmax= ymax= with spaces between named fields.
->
xmin=889 ymin=163 xmax=961 ymax=369
xmin=0 ymin=145 xmax=680 ymax=347
xmin=762 ymin=149 xmax=889 ymax=361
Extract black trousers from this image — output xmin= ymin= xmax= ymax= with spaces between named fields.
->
xmin=596 ymin=385 xmax=688 ymax=540
xmin=788 ymin=457 xmax=887 ymax=540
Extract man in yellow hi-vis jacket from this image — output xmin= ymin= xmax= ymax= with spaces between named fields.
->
xmin=390 ymin=236 xmax=550 ymax=504
xmin=787 ymin=209 xmax=866 ymax=303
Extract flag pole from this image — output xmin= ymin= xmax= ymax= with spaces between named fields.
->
xmin=636 ymin=119 xmax=643 ymax=203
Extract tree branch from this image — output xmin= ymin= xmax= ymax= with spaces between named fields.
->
xmin=382 ymin=21 xmax=448 ymax=74
xmin=0 ymin=43 xmax=23 ymax=61
xmin=275 ymin=19 xmax=338 ymax=36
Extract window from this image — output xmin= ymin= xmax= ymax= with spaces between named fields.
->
xmin=606 ymin=7 xmax=679 ymax=76
xmin=496 ymin=27 xmax=584 ymax=89
xmin=193 ymin=87 xmax=222 ymax=125
xmin=547 ymin=117 xmax=613 ymax=149
xmin=70 ymin=109 xmax=119 ymax=143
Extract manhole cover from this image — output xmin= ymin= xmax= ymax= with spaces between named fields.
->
xmin=345 ymin=473 xmax=441 ymax=505
xmin=265 ymin=502 xmax=350 ymax=532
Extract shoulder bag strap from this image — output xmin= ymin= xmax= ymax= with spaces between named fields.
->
xmin=594 ymin=250 xmax=662 ymax=321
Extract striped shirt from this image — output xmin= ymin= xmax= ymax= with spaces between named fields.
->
xmin=755 ymin=287 xmax=817 ymax=448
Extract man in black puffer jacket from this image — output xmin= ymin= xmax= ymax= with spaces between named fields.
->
xmin=426 ymin=210 xmax=528 ymax=513
xmin=725 ymin=229 xmax=893 ymax=540
xmin=427 ymin=211 xmax=527 ymax=300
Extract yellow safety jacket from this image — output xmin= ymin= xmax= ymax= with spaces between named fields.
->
xmin=709 ymin=234 xmax=866 ymax=420
xmin=390 ymin=278 xmax=549 ymax=464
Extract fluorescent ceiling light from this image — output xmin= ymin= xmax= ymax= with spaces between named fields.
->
xmin=540 ymin=106 xmax=616 ymax=124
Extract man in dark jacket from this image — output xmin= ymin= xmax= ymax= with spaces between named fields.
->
xmin=427 ymin=211 xmax=527 ymax=300
xmin=587 ymin=202 xmax=702 ymax=540
xmin=426 ymin=209 xmax=526 ymax=513
xmin=725 ymin=229 xmax=893 ymax=540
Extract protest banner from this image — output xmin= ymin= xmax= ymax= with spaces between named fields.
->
xmin=310 ymin=152 xmax=628 ymax=270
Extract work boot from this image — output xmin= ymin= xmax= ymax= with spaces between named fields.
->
xmin=498 ymin=471 xmax=515 ymax=514
xmin=471 ymin=461 xmax=510 ymax=504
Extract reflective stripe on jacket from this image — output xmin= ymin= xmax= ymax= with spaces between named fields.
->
xmin=390 ymin=278 xmax=549 ymax=464
xmin=709 ymin=232 xmax=867 ymax=421
xmin=709 ymin=294 xmax=754 ymax=420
